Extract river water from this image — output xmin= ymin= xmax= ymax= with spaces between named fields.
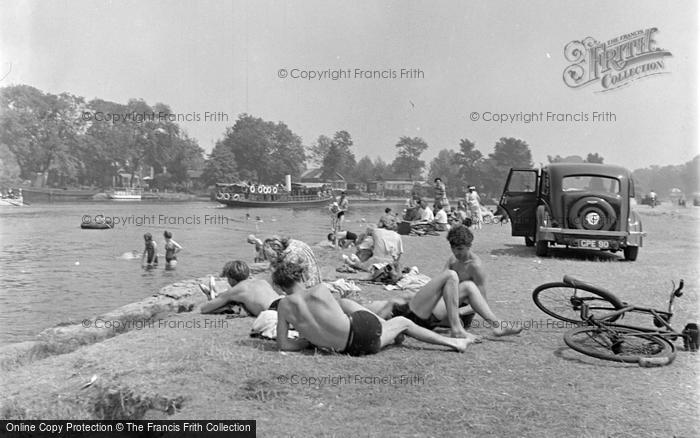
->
xmin=0 ymin=200 xmax=403 ymax=346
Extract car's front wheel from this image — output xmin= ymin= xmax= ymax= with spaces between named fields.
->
xmin=624 ymin=246 xmax=639 ymax=261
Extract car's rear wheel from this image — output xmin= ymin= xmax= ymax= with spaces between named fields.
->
xmin=623 ymin=246 xmax=639 ymax=261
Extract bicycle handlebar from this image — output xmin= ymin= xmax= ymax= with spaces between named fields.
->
xmin=668 ymin=279 xmax=685 ymax=314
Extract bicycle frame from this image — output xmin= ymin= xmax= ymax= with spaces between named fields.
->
xmin=580 ymin=280 xmax=685 ymax=338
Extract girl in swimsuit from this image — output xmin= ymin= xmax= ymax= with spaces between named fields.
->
xmin=163 ymin=230 xmax=183 ymax=269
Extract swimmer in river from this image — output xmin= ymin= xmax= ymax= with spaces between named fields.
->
xmin=141 ymin=233 xmax=158 ymax=269
xmin=247 ymin=234 xmax=266 ymax=262
xmin=163 ymin=230 xmax=183 ymax=269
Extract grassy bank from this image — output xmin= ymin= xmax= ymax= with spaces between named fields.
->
xmin=1 ymin=204 xmax=698 ymax=436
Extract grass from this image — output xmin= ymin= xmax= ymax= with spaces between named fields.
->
xmin=0 ymin=204 xmax=698 ymax=436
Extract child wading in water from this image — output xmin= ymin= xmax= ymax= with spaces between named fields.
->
xmin=163 ymin=230 xmax=183 ymax=269
xmin=141 ymin=233 xmax=158 ymax=269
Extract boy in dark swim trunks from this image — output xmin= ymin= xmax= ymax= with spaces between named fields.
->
xmin=271 ymin=256 xmax=474 ymax=355
xmin=366 ymin=225 xmax=522 ymax=338
xmin=200 ymin=260 xmax=283 ymax=316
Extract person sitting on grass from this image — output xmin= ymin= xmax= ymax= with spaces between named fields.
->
xmin=342 ymin=226 xmax=403 ymax=271
xmin=263 ymin=236 xmax=322 ymax=288
xmin=364 ymin=224 xmax=523 ymax=338
xmin=199 ymin=260 xmax=283 ymax=316
xmin=433 ymin=202 xmax=450 ymax=231
xmin=272 ymin=257 xmax=476 ymax=355
xmin=377 ymin=207 xmax=399 ymax=231
xmin=327 ymin=230 xmax=359 ymax=248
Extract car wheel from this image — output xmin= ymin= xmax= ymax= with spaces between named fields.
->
xmin=525 ymin=236 xmax=535 ymax=247
xmin=624 ymin=246 xmax=639 ymax=261
xmin=568 ymin=197 xmax=617 ymax=231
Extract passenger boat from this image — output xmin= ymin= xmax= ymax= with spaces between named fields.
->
xmin=108 ymin=187 xmax=142 ymax=200
xmin=214 ymin=182 xmax=334 ymax=208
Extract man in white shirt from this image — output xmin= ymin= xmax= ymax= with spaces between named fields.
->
xmin=418 ymin=199 xmax=434 ymax=222
xmin=433 ymin=203 xmax=449 ymax=231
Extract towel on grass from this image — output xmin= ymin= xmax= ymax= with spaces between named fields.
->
xmin=250 ymin=310 xmax=299 ymax=340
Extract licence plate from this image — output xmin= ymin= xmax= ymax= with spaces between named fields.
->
xmin=576 ymin=239 xmax=610 ymax=249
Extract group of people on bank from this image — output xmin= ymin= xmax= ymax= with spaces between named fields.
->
xmin=201 ymin=222 xmax=521 ymax=357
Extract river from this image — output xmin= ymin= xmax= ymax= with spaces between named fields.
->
xmin=0 ymin=200 xmax=403 ymax=345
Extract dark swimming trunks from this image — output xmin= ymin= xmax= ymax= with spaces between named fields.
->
xmin=268 ymin=297 xmax=283 ymax=311
xmin=343 ymin=310 xmax=382 ymax=356
xmin=391 ymin=302 xmax=441 ymax=330
xmin=345 ymin=231 xmax=357 ymax=242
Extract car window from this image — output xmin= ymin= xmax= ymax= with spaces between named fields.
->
xmin=562 ymin=176 xmax=620 ymax=194
xmin=508 ymin=171 xmax=537 ymax=192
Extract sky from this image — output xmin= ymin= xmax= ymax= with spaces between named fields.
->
xmin=1 ymin=0 xmax=698 ymax=171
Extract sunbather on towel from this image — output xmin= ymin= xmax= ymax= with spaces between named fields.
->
xmin=199 ymin=260 xmax=284 ymax=316
xmin=271 ymin=256 xmax=476 ymax=355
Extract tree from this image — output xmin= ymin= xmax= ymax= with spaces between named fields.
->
xmin=0 ymin=85 xmax=87 ymax=186
xmin=202 ymin=142 xmax=239 ymax=186
xmin=548 ymin=154 xmax=583 ymax=163
xmin=216 ymin=114 xmax=306 ymax=183
xmin=585 ymin=153 xmax=604 ymax=163
xmin=353 ymin=156 xmax=376 ymax=183
xmin=679 ymin=155 xmax=700 ymax=194
xmin=307 ymin=135 xmax=332 ymax=167
xmin=391 ymin=136 xmax=428 ymax=180
xmin=455 ymin=138 xmax=483 ymax=193
xmin=321 ymin=130 xmax=356 ymax=179
xmin=373 ymin=157 xmax=393 ymax=179
xmin=480 ymin=137 xmax=533 ymax=197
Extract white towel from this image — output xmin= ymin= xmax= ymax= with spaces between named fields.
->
xmin=250 ymin=310 xmax=299 ymax=340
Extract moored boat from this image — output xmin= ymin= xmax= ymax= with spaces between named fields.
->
xmin=108 ymin=188 xmax=142 ymax=200
xmin=0 ymin=189 xmax=24 ymax=206
xmin=20 ymin=187 xmax=99 ymax=203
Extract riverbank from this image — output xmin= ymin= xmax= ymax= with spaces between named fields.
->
xmin=1 ymin=209 xmax=697 ymax=436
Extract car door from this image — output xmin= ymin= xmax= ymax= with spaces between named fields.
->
xmin=499 ymin=168 xmax=539 ymax=236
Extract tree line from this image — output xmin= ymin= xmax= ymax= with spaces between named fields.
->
xmin=1 ymin=85 xmax=697 ymax=199
xmin=0 ymin=85 xmax=204 ymax=189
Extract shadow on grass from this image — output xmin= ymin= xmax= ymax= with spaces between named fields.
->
xmin=491 ymin=244 xmax=623 ymax=262
xmin=490 ymin=244 xmax=536 ymax=258
xmin=553 ymin=346 xmax=635 ymax=368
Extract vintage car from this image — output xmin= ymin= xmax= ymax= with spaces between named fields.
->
xmin=499 ymin=163 xmax=644 ymax=261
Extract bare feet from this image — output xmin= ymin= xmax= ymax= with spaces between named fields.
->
xmin=492 ymin=323 xmax=523 ymax=337
xmin=453 ymin=334 xmax=481 ymax=353
xmin=450 ymin=327 xmax=472 ymax=339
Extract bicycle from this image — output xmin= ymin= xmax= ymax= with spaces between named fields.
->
xmin=532 ymin=276 xmax=698 ymax=367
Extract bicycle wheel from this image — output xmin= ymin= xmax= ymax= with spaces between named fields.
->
xmin=564 ymin=326 xmax=676 ymax=366
xmin=532 ymin=282 xmax=624 ymax=324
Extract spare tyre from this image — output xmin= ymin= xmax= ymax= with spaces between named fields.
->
xmin=568 ymin=197 xmax=616 ymax=231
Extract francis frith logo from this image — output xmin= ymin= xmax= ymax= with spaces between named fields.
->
xmin=563 ymin=27 xmax=672 ymax=92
